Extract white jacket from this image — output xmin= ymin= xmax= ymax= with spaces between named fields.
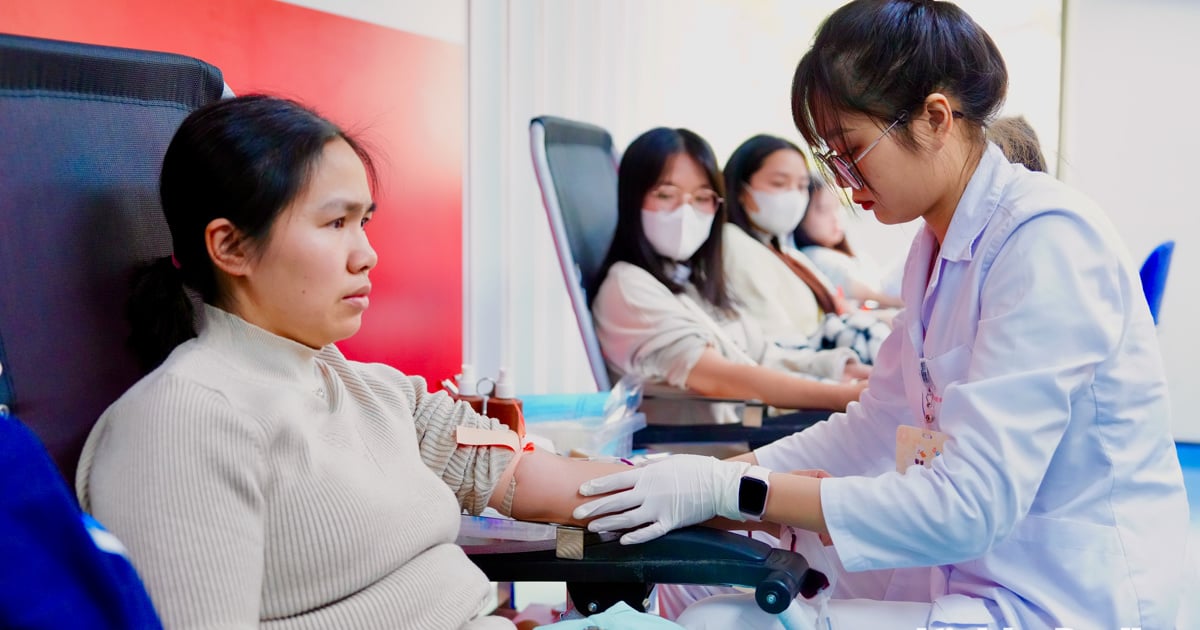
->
xmin=755 ymin=144 xmax=1189 ymax=629
xmin=722 ymin=222 xmax=828 ymax=340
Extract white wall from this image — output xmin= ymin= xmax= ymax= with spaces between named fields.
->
xmin=278 ymin=0 xmax=466 ymax=44
xmin=1060 ymin=0 xmax=1200 ymax=441
xmin=466 ymin=0 xmax=1062 ymax=397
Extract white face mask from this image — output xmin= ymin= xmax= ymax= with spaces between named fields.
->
xmin=641 ymin=204 xmax=715 ymax=262
xmin=747 ymin=188 xmax=809 ymax=236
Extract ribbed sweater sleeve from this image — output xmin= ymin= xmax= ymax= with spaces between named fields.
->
xmin=78 ymin=374 xmax=266 ymax=629
xmin=357 ymin=366 xmax=516 ymax=516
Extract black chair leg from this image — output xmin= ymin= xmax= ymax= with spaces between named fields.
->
xmin=567 ymin=581 xmax=655 ymax=614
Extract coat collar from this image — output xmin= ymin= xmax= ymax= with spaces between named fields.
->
xmin=939 ymin=142 xmax=1011 ymax=263
xmin=900 ymin=143 xmax=1013 ymax=344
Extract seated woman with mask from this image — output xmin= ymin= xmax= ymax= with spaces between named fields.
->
xmin=590 ymin=127 xmax=867 ymax=426
xmin=723 ymin=135 xmax=894 ymax=363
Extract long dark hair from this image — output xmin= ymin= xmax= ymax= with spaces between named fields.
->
xmin=724 ymin=134 xmax=808 ymax=238
xmin=793 ymin=172 xmax=855 ymax=257
xmin=595 ymin=127 xmax=730 ymax=311
xmin=127 ymin=95 xmax=377 ymax=371
xmin=792 ymin=0 xmax=1007 ymax=176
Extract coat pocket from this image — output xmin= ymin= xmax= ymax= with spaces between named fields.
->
xmin=918 ymin=344 xmax=971 ymax=425
xmin=926 ymin=593 xmax=999 ymax=628
xmin=923 ymin=343 xmax=972 ymax=393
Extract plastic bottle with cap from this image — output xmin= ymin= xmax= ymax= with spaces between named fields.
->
xmin=486 ymin=367 xmax=525 ymax=438
xmin=455 ymin=364 xmax=485 ymax=413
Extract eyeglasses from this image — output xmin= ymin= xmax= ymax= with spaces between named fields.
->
xmin=646 ymin=185 xmax=724 ymax=214
xmin=814 ymin=117 xmax=905 ymax=191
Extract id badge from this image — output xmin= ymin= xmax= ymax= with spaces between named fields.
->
xmin=896 ymin=425 xmax=948 ymax=472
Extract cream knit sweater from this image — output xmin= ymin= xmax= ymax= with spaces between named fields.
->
xmin=77 ymin=306 xmax=516 ymax=629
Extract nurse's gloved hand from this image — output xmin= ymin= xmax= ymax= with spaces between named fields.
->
xmin=572 ymin=454 xmax=750 ymax=545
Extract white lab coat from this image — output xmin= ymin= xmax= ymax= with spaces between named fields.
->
xmin=754 ymin=144 xmax=1189 ymax=629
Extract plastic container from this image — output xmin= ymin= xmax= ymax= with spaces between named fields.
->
xmin=523 ymin=410 xmax=646 ymax=458
xmin=487 ymin=367 xmax=525 ymax=437
xmin=454 ymin=364 xmax=484 ymax=413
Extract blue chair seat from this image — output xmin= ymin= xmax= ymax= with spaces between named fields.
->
xmin=1139 ymin=240 xmax=1175 ymax=325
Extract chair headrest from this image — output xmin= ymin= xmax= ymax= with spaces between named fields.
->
xmin=0 ymin=33 xmax=224 ymax=483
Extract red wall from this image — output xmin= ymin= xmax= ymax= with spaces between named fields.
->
xmin=2 ymin=0 xmax=464 ymax=382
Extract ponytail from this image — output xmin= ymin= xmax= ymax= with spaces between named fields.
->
xmin=126 ymin=255 xmax=197 ymax=372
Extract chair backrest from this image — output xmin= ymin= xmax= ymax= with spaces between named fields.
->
xmin=1139 ymin=240 xmax=1175 ymax=325
xmin=0 ymin=33 xmax=225 ymax=483
xmin=529 ymin=116 xmax=620 ymax=391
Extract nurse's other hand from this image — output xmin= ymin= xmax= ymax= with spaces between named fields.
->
xmin=572 ymin=454 xmax=750 ymax=545
xmin=832 ymin=379 xmax=868 ymax=408
xmin=842 ymin=361 xmax=872 ymax=382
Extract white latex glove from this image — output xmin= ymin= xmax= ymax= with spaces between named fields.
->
xmin=572 ymin=454 xmax=751 ymax=545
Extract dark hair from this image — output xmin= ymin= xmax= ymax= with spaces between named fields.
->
xmin=793 ymin=172 xmax=855 ymax=256
xmin=128 ymin=94 xmax=377 ymax=371
xmin=792 ymin=0 xmax=1007 ymax=161
xmin=596 ymin=127 xmax=730 ymax=311
xmin=724 ymin=134 xmax=808 ymax=237
xmin=987 ymin=115 xmax=1046 ymax=173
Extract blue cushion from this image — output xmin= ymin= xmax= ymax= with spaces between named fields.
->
xmin=0 ymin=415 xmax=161 ymax=629
xmin=1139 ymin=240 xmax=1175 ymax=325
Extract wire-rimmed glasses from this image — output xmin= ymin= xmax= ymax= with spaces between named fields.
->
xmin=646 ymin=185 xmax=724 ymax=214
xmin=813 ymin=116 xmax=905 ymax=191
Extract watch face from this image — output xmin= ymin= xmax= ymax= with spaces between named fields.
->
xmin=739 ymin=476 xmax=769 ymax=515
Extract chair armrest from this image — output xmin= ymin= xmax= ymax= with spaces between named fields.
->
xmin=641 ymin=382 xmax=768 ymax=407
xmin=633 ymin=409 xmax=829 ymax=450
xmin=642 ymin=388 xmax=767 ymax=427
xmin=463 ymin=523 xmax=828 ymax=615
xmin=639 ymin=381 xmax=833 ymax=430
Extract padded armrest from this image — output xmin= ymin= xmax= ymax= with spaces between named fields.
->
xmin=464 ymin=524 xmax=828 ymax=615
xmin=635 ymin=381 xmax=833 ymax=447
xmin=633 ymin=408 xmax=829 ymax=450
xmin=642 ymin=388 xmax=768 ymax=426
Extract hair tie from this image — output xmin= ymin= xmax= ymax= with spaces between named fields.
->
xmin=170 ymin=254 xmax=182 ymax=270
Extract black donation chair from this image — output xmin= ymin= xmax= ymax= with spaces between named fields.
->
xmin=529 ymin=115 xmax=831 ymax=449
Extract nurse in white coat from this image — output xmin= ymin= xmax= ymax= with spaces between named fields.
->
xmin=572 ymin=1 xmax=1190 ymax=628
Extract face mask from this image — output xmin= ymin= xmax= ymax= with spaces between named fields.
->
xmin=641 ymin=204 xmax=715 ymax=262
xmin=747 ymin=188 xmax=809 ymax=236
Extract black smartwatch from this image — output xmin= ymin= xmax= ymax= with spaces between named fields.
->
xmin=737 ymin=465 xmax=771 ymax=521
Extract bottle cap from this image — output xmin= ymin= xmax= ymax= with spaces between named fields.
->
xmin=495 ymin=367 xmax=516 ymax=399
xmin=458 ymin=363 xmax=477 ymax=396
